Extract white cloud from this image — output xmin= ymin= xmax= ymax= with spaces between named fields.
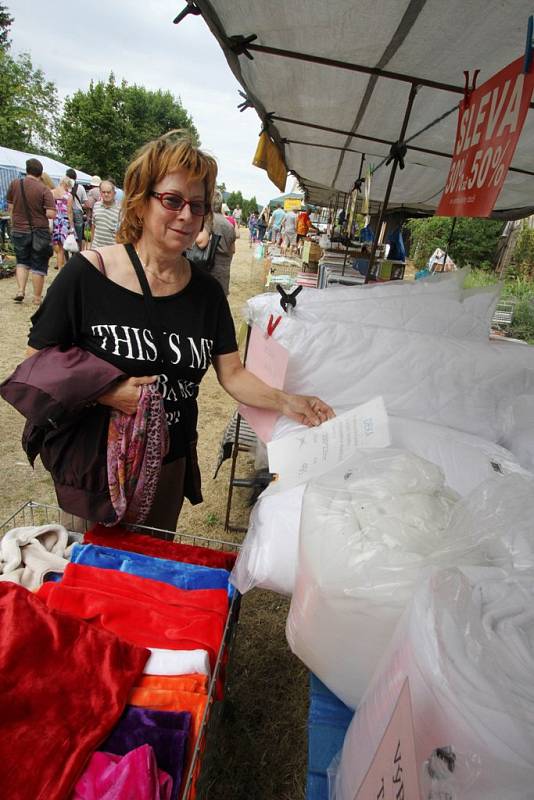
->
xmin=8 ymin=0 xmax=283 ymax=205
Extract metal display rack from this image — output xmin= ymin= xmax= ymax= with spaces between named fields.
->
xmin=0 ymin=501 xmax=241 ymax=800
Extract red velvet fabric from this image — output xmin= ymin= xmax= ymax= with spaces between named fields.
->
xmin=36 ymin=563 xmax=227 ymax=669
xmin=85 ymin=524 xmax=237 ymax=571
xmin=0 ymin=583 xmax=148 ymax=800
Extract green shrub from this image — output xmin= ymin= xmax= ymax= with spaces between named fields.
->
xmin=509 ymin=226 xmax=534 ymax=279
xmin=509 ymin=297 xmax=534 ymax=344
xmin=406 ymin=217 xmax=504 ymax=270
xmin=464 ymin=268 xmax=534 ymax=343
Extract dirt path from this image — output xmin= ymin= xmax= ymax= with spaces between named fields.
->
xmin=0 ymin=236 xmax=308 ymax=800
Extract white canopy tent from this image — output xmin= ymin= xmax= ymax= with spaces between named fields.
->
xmin=185 ymin=0 xmax=534 ymax=219
xmin=0 ymin=145 xmax=93 ymax=185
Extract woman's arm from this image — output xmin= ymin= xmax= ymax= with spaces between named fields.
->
xmin=213 ymin=351 xmax=334 ymax=427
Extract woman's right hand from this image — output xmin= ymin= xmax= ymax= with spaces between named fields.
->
xmin=97 ymin=375 xmax=157 ymax=415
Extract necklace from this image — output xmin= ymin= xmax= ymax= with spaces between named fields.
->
xmin=135 ymin=249 xmax=185 ymax=285
xmin=144 ymin=267 xmax=182 ymax=285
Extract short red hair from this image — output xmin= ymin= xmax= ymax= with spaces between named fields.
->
xmin=117 ymin=130 xmax=218 ymax=244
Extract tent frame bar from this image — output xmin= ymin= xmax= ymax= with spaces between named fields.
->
xmin=273 ymin=115 xmax=534 ymax=177
xmin=365 ymin=83 xmax=419 ymax=283
xmin=245 ymin=42 xmax=534 ymax=109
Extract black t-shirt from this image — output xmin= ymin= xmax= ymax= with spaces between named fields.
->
xmin=28 ymin=252 xmax=238 ymax=461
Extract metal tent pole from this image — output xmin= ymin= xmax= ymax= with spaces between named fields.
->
xmin=439 ymin=216 xmax=457 ymax=272
xmin=366 ymin=83 xmax=419 ymax=284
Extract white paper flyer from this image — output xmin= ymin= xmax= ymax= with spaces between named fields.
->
xmin=266 ymin=396 xmax=390 ymax=491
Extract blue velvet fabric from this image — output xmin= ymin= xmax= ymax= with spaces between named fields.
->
xmin=70 ymin=543 xmax=233 ymax=595
xmin=101 ymin=705 xmax=191 ymax=800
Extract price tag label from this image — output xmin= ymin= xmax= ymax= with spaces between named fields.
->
xmin=354 ymin=680 xmax=421 ymax=800
xmin=436 ymin=56 xmax=534 ymax=217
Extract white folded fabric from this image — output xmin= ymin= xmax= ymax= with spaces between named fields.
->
xmin=0 ymin=524 xmax=72 ymax=590
xmin=143 ymin=648 xmax=211 ymax=677
xmin=332 ymin=568 xmax=534 ymax=800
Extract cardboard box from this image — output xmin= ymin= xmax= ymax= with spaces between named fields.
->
xmin=369 ymin=259 xmax=405 ymax=282
xmin=301 ymin=239 xmax=323 ymax=263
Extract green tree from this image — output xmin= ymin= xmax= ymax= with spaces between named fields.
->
xmin=226 ymin=190 xmax=244 ymax=211
xmin=58 ymin=75 xmax=198 ymax=184
xmin=0 ymin=6 xmax=58 ymax=151
xmin=0 ymin=2 xmax=13 ymax=51
xmin=405 ymin=216 xmax=504 ymax=270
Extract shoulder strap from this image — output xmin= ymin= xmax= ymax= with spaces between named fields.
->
xmin=19 ymin=178 xmax=34 ymax=231
xmin=71 ymin=183 xmax=83 ymax=210
xmin=123 ymin=242 xmax=170 ymax=371
xmin=94 ymin=250 xmax=106 ymax=276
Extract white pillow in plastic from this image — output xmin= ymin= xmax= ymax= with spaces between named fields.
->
xmin=500 ymin=393 xmax=534 ymax=472
xmin=331 ymin=568 xmax=534 ymax=800
xmin=287 ymin=462 xmax=534 ymax=709
xmin=230 ymin=417 xmax=524 ymax=597
xmin=229 ymin=484 xmax=305 ymax=596
xmin=286 ymin=449 xmax=457 ymax=708
xmin=277 ymin=322 xmax=534 ymax=441
xmin=245 ymin=274 xmax=466 ymax=331
xmin=460 ymin=284 xmax=502 ymax=337
xmin=246 ymin=279 xmax=497 ymax=341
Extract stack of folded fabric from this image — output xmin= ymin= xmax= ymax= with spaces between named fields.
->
xmin=34 ymin=523 xmax=237 ymax=800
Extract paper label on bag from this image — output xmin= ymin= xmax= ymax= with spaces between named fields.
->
xmin=354 ymin=679 xmax=421 ymax=800
xmin=266 ymin=396 xmax=390 ymax=490
xmin=239 ymin=324 xmax=289 ymax=443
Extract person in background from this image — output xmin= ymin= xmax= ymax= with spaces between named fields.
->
xmin=281 ymin=207 xmax=297 ymax=253
xmin=91 ymin=180 xmax=120 ymax=249
xmin=39 ymin=173 xmax=55 ymax=190
xmin=0 ymin=200 xmax=11 ymax=254
xmin=25 ymin=131 xmax=335 ymax=529
xmin=51 ymin=176 xmax=75 ymax=271
xmin=196 ymin=190 xmax=236 ymax=295
xmin=256 ymin=207 xmax=268 ymax=242
xmin=6 ymin=157 xmax=56 ymax=305
xmin=221 ymin=198 xmax=230 ymax=215
xmin=296 ymin=206 xmax=312 ymax=250
xmin=248 ymin=211 xmax=258 ymax=245
xmin=66 ymin=168 xmax=87 ymax=251
xmin=233 ymin=205 xmax=242 ymax=226
xmin=268 ymin=203 xmax=286 ymax=245
xmin=84 ymin=175 xmax=101 ymax=226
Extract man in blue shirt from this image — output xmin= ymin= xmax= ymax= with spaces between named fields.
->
xmin=268 ymin=204 xmax=286 ymax=244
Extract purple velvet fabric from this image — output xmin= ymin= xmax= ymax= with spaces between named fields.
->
xmin=100 ymin=706 xmax=191 ymax=800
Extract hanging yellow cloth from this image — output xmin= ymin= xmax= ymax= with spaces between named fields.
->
xmin=253 ymin=132 xmax=287 ymax=192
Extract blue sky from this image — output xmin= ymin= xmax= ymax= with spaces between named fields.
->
xmin=8 ymin=0 xmax=284 ymax=205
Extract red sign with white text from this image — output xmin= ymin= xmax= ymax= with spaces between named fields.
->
xmin=436 ymin=56 xmax=534 ymax=217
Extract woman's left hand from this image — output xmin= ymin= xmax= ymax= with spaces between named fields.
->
xmin=280 ymin=394 xmax=335 ymax=427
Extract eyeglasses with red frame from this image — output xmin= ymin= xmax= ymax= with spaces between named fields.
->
xmin=150 ymin=191 xmax=210 ymax=216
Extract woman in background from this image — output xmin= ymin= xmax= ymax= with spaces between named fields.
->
xmin=51 ymin=176 xmax=74 ymax=270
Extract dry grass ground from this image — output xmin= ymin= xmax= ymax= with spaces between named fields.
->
xmin=0 ymin=236 xmax=309 ymax=800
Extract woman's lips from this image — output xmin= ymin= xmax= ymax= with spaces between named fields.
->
xmin=169 ymin=226 xmax=192 ymax=235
